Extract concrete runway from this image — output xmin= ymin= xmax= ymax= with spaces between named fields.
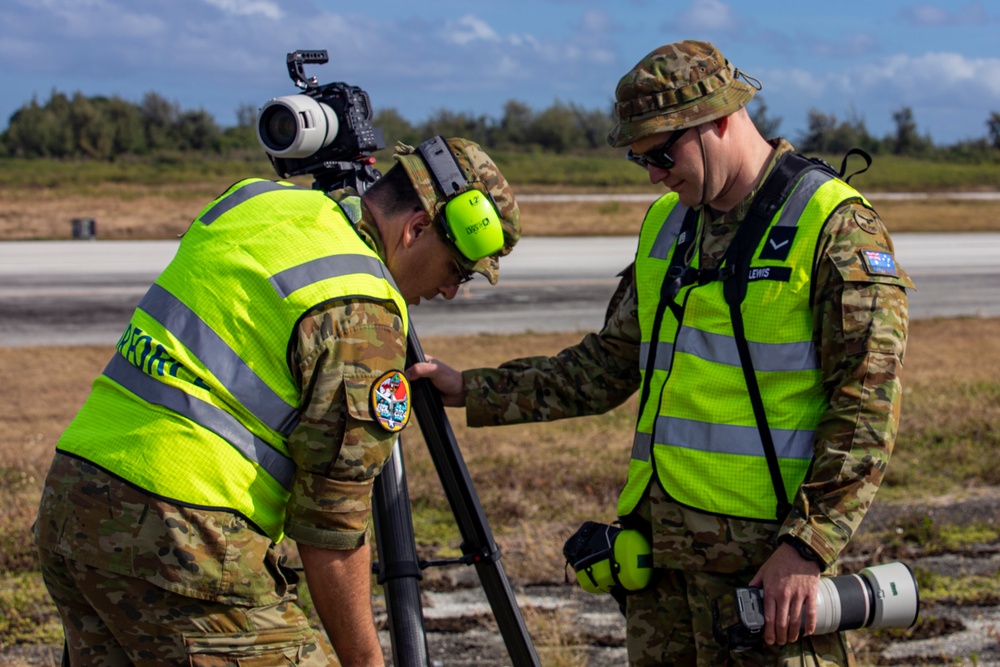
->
xmin=0 ymin=233 xmax=998 ymax=346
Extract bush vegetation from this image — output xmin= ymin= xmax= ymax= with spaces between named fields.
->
xmin=1 ymin=90 xmax=998 ymax=198
xmin=5 ymin=89 xmax=1000 ymax=166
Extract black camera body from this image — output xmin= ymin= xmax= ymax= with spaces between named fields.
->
xmin=257 ymin=50 xmax=386 ymax=193
xmin=712 ymin=586 xmax=767 ymax=652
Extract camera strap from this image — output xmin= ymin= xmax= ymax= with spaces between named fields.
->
xmin=722 ymin=151 xmax=839 ymax=521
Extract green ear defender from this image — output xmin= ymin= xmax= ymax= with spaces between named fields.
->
xmin=416 ymin=136 xmax=505 ymax=262
xmin=441 ymin=189 xmax=504 ymax=261
xmin=563 ymin=521 xmax=653 ymax=595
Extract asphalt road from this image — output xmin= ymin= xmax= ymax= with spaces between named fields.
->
xmin=0 ymin=233 xmax=998 ymax=347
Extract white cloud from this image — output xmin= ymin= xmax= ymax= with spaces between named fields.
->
xmin=495 ymin=54 xmax=522 ymax=78
xmin=579 ymin=9 xmax=608 ymax=33
xmin=899 ymin=2 xmax=992 ymax=27
xmin=853 ymin=52 xmax=1000 ymax=100
xmin=761 ymin=66 xmax=827 ymax=99
xmin=764 ymin=51 xmax=1000 ymax=113
xmin=903 ymin=4 xmax=951 ymax=26
xmin=444 ymin=15 xmax=501 ymax=46
xmin=21 ymin=0 xmax=166 ymax=39
xmin=202 ymin=0 xmax=282 ymax=20
xmin=676 ymin=0 xmax=739 ymax=33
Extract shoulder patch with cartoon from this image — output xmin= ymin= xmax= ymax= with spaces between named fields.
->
xmin=370 ymin=370 xmax=411 ymax=432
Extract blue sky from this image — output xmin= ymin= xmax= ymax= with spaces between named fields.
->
xmin=2 ymin=0 xmax=999 ymax=146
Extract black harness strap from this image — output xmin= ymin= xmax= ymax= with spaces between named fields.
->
xmin=637 ymin=149 xmax=856 ymax=522
xmin=721 ymin=152 xmax=837 ymax=520
xmin=637 ymin=207 xmax=699 ymax=423
xmin=838 ymin=148 xmax=872 ymax=185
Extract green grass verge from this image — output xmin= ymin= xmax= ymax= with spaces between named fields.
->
xmin=0 ymin=572 xmax=63 ymax=646
xmin=1 ymin=151 xmax=997 ymax=192
xmin=882 ymin=381 xmax=1000 ymax=498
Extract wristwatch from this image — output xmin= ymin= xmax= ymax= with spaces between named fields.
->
xmin=778 ymin=535 xmax=822 ymax=564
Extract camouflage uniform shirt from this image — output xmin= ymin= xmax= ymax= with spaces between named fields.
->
xmin=34 ymin=194 xmax=405 ymax=606
xmin=463 ymin=140 xmax=914 ymax=573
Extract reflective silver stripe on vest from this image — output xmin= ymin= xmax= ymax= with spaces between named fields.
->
xmin=138 ymin=284 xmax=299 ymax=436
xmin=654 ymin=415 xmax=814 ymax=459
xmin=631 ymin=431 xmax=653 ymax=462
xmin=776 ymin=169 xmax=832 ymax=227
xmin=676 ymin=327 xmax=817 ymax=372
xmin=270 ymin=254 xmax=401 ymax=300
xmin=103 ymin=354 xmax=295 ymax=490
xmin=639 ymin=341 xmax=674 ymax=373
xmin=639 ymin=331 xmax=816 ymax=375
xmin=199 ymin=181 xmax=305 ymax=225
xmin=635 ymin=204 xmax=690 ymax=379
xmin=649 ymin=204 xmax=689 ymax=259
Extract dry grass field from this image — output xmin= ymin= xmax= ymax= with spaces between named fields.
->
xmin=2 ymin=318 xmax=1000 ymax=664
xmin=2 ymin=182 xmax=999 ymax=663
xmin=3 ymin=185 xmax=1000 ymax=240
xmin=3 ymin=317 xmax=999 ymax=578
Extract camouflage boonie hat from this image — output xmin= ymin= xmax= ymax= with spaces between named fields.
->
xmin=608 ymin=40 xmax=758 ymax=148
xmin=394 ymin=137 xmax=520 ymax=285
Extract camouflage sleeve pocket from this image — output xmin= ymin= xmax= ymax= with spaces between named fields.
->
xmin=185 ymin=624 xmax=330 ymax=664
xmin=343 ymin=373 xmax=378 ymax=423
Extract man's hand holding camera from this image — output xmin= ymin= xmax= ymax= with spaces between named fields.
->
xmin=747 ymin=541 xmax=822 ymax=645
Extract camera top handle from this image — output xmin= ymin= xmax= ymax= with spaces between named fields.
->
xmin=287 ymin=50 xmax=329 ymax=90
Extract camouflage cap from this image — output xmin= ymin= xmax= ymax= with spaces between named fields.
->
xmin=607 ymin=40 xmax=758 ymax=148
xmin=394 ymin=137 xmax=520 ymax=285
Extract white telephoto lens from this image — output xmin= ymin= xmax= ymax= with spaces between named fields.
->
xmin=812 ymin=576 xmax=845 ymax=635
xmin=257 ymin=95 xmax=339 ymax=158
xmin=862 ymin=561 xmax=920 ymax=630
xmin=808 ymin=561 xmax=919 ymax=636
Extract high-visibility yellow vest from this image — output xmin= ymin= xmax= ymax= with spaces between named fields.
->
xmin=618 ymin=166 xmax=865 ymax=521
xmin=58 ymin=179 xmax=407 ymax=542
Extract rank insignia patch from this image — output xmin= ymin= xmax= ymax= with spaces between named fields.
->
xmin=370 ymin=370 xmax=411 ymax=432
xmin=758 ymin=227 xmax=797 ymax=261
xmin=859 ymin=249 xmax=898 ymax=277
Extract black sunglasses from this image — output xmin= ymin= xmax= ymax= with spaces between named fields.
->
xmin=625 ymin=127 xmax=689 ymax=170
xmin=453 ymin=259 xmax=475 ymax=285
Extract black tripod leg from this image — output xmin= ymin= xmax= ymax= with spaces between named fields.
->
xmin=372 ymin=438 xmax=429 ymax=667
xmin=406 ymin=324 xmax=541 ymax=667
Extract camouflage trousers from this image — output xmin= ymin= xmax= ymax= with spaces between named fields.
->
xmin=625 ymin=568 xmax=855 ymax=667
xmin=38 ymin=547 xmax=339 ymax=667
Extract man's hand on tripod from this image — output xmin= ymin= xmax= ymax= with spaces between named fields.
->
xmin=406 ymin=355 xmax=465 ymax=407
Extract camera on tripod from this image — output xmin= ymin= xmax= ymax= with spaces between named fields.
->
xmin=257 ymin=50 xmax=386 ymax=193
xmin=712 ymin=561 xmax=920 ymax=651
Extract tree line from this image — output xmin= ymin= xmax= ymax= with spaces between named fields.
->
xmin=4 ymin=89 xmax=1000 ymax=161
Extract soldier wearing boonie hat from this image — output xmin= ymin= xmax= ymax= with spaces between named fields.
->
xmin=608 ymin=40 xmax=759 ymax=148
xmin=408 ymin=38 xmax=913 ymax=667
xmin=394 ymin=137 xmax=520 ymax=285
xmin=35 ymin=130 xmax=525 ymax=664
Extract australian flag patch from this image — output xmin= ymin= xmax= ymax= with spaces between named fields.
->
xmin=859 ymin=249 xmax=898 ymax=277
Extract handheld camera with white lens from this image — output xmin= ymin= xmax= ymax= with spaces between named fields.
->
xmin=712 ymin=561 xmax=920 ymax=652
xmin=257 ymin=50 xmax=385 ymax=193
